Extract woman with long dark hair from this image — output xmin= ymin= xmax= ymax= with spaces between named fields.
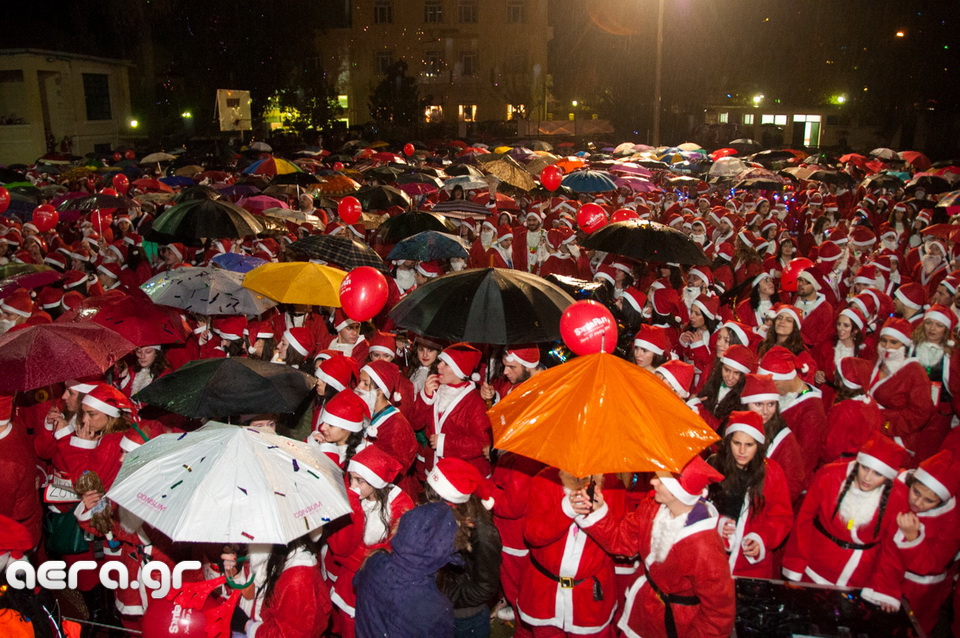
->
xmin=707 ymin=411 xmax=793 ymax=578
xmin=734 ymin=271 xmax=779 ymax=329
xmin=812 ymin=307 xmax=872 ymax=404
xmin=757 ymin=305 xmax=817 ymax=384
xmin=308 ymin=389 xmax=370 ymax=469
xmin=699 ymin=345 xmax=757 ymax=432
xmin=117 ymin=345 xmax=171 ymax=398
xmin=821 ymin=357 xmax=884 ymax=466
xmin=632 ymin=324 xmax=670 ymax=372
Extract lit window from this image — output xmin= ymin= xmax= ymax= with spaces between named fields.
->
xmin=774 ymin=114 xmax=787 ymax=126
xmin=459 ymin=51 xmax=477 ymax=76
xmin=507 ymin=104 xmax=526 ymax=120
xmin=424 ymin=0 xmax=443 ymax=23
xmin=794 ymin=114 xmax=821 ymax=123
xmin=424 ymin=104 xmax=444 ymax=123
xmin=459 ymin=0 xmax=477 ymax=23
xmin=718 ymin=112 xmax=729 ymax=124
xmin=375 ymin=51 xmax=394 ymax=75
xmin=374 ymin=0 xmax=393 ymax=24
xmin=458 ymin=104 xmax=477 ymax=122
xmin=760 ymin=114 xmax=774 ymax=125
xmin=423 ymin=51 xmax=445 ymax=78
xmin=337 ymin=95 xmax=349 ymax=109
xmin=743 ymin=113 xmax=754 ymax=125
xmin=506 ymin=0 xmax=526 ymax=23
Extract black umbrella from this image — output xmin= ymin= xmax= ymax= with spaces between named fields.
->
xmin=373 ymin=211 xmax=457 ymax=244
xmin=906 ymin=175 xmax=953 ymax=195
xmin=56 ymin=193 xmax=137 ymax=211
xmin=354 ymin=185 xmax=413 ymax=211
xmin=149 ymin=199 xmax=265 ymax=242
xmin=579 ymin=220 xmax=710 ymax=266
xmin=385 ymin=231 xmax=470 ymax=262
xmin=729 ymin=139 xmax=763 ymax=155
xmin=734 ymin=177 xmax=784 ymax=191
xmin=389 ymin=267 xmax=575 ymax=344
xmin=363 ymin=166 xmax=404 ymax=183
xmin=861 ymin=173 xmax=904 ymax=190
xmin=132 ymin=357 xmax=318 ymax=419
xmin=748 ymin=150 xmax=796 ymax=167
xmin=445 ymin=164 xmax=484 ymax=178
xmin=270 ymin=172 xmax=323 ymax=187
xmin=806 ymin=170 xmax=855 ymax=187
xmin=287 ymin=234 xmax=389 ymax=274
xmin=173 ymin=185 xmax=221 ymax=203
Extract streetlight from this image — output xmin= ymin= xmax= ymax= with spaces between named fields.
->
xmin=128 ymin=119 xmax=139 ymax=128
xmin=652 ymin=0 xmax=665 ymax=146
xmin=571 ymin=100 xmax=578 ymax=107
xmin=752 ymin=94 xmax=764 ymax=106
xmin=181 ymin=111 xmax=193 ymax=119
xmin=895 ymin=30 xmax=905 ymax=38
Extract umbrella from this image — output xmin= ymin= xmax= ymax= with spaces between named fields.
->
xmin=386 ymin=231 xmax=470 ymax=262
xmin=141 ymin=267 xmax=278 ymax=316
xmin=488 ymin=353 xmax=720 ymax=477
xmin=748 ymin=150 xmax=797 ymax=167
xmin=442 ymin=176 xmax=488 ymax=192
xmin=174 ymin=165 xmax=205 ymax=178
xmin=260 ymin=208 xmax=323 ymax=225
xmin=430 ymin=200 xmax=492 ymax=218
xmin=614 ymin=176 xmax=658 ymax=193
xmin=398 ymin=173 xmax=444 ymax=189
xmin=906 ymin=175 xmax=953 ymax=195
xmin=806 ymin=170 xmax=855 ymax=187
xmin=389 ymin=267 xmax=575 ymax=345
xmin=354 ymin=185 xmax=413 ymax=211
xmin=133 ymin=358 xmax=317 ymax=418
xmin=935 ymin=190 xmax=960 ymax=208
xmin=734 ymin=177 xmax=784 ymax=191
xmin=150 ymin=199 xmax=265 ymax=242
xmin=316 ymin=175 xmax=362 ymax=197
xmin=729 ymin=139 xmax=763 ymax=155
xmin=373 ymin=211 xmax=458 ymax=244
xmin=55 ymin=193 xmax=136 ymax=212
xmin=0 ymin=322 xmax=136 ymax=392
xmin=0 ymin=269 xmax=63 ymax=301
xmin=106 ymin=423 xmax=350 ymax=544
xmin=140 ymin=152 xmax=177 ymax=164
xmin=838 ymin=153 xmax=867 ymax=166
xmin=861 ymin=173 xmax=904 ymax=190
xmin=215 ymin=184 xmax=261 ymax=199
xmin=579 ymin=220 xmax=710 ymax=266
xmin=708 ymin=157 xmax=748 ymax=179
xmin=249 ymin=141 xmax=272 ymax=152
xmin=270 ymin=172 xmax=323 ymax=187
xmin=445 ymin=164 xmax=485 ymax=178
xmin=237 ymin=195 xmax=289 ymax=214
xmin=210 ymin=252 xmax=267 ymax=273
xmin=242 ymin=158 xmax=303 ymax=176
xmin=363 ymin=165 xmax=404 ymax=182
xmin=173 ymin=185 xmax=221 ymax=203
xmin=132 ymin=178 xmax=175 ymax=193
xmin=160 ymin=176 xmax=196 ymax=188
xmin=560 ymin=170 xmax=618 ymax=193
xmin=899 ymin=151 xmax=932 ymax=172
xmin=287 ymin=234 xmax=388 ymax=274
xmin=0 ymin=263 xmax=50 ymax=279
xmin=709 ymin=148 xmax=739 ymax=161
xmin=59 ymin=292 xmax=188 ymax=346
xmin=483 ymin=157 xmax=537 ymax=191
xmin=677 ymin=142 xmax=703 ymax=151
xmin=870 ymin=148 xmax=899 ymax=161
xmin=243 ymin=262 xmax=346 ymax=306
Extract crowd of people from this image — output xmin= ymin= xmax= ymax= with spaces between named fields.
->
xmin=1 ymin=139 xmax=960 ymax=638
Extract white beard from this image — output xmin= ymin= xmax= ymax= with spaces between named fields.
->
xmin=396 ymin=269 xmax=416 ymax=292
xmin=916 ymin=342 xmax=944 ymax=368
xmin=356 ymin=388 xmax=378 ymax=416
xmin=648 ymin=504 xmax=689 ymax=564
xmin=480 ymin=229 xmax=495 ymax=248
xmin=838 ymin=482 xmax=883 ymax=530
xmin=879 ymin=346 xmax=907 ymax=374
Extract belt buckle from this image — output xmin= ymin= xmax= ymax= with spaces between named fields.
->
xmin=559 ymin=576 xmax=575 ymax=589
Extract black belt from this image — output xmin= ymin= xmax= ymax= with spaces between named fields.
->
xmin=813 ymin=516 xmax=878 ymax=551
xmin=641 ymin=560 xmax=700 ymax=638
xmin=529 ymin=552 xmax=604 ymax=601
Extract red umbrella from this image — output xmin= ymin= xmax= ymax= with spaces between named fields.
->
xmin=471 ymin=192 xmax=520 ymax=211
xmin=838 ymin=153 xmax=867 ymax=166
xmin=59 ymin=292 xmax=187 ymax=346
xmin=0 ymin=323 xmax=136 ymax=392
xmin=132 ymin=178 xmax=175 ymax=193
xmin=709 ymin=148 xmax=739 ymax=161
xmin=900 ymin=151 xmax=932 ymax=172
xmin=0 ymin=270 xmax=63 ymax=301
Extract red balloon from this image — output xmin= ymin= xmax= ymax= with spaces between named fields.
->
xmin=112 ymin=151 xmax=122 ymax=162
xmin=560 ymin=300 xmax=618 ymax=356
xmin=0 ymin=187 xmax=9 ymax=214
xmin=403 ymin=143 xmax=415 ymax=157
xmin=338 ymin=196 xmax=362 ymax=225
xmin=91 ymin=210 xmax=113 ymax=232
xmin=124 ymin=149 xmax=136 ymax=160
xmin=141 ymin=597 xmax=210 ymax=638
xmin=333 ymin=161 xmax=344 ymax=171
xmin=339 ymin=266 xmax=389 ymax=322
xmin=112 ymin=173 xmax=129 ymax=195
xmin=610 ymin=208 xmax=639 ymax=223
xmin=540 ymin=165 xmax=563 ymax=192
xmin=576 ymin=203 xmax=608 ymax=234
xmin=780 ymin=257 xmax=815 ymax=293
xmin=32 ymin=205 xmax=59 ymax=233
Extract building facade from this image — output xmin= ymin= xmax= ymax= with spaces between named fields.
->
xmin=0 ymin=49 xmax=134 ymax=165
xmin=321 ymin=0 xmax=552 ymax=133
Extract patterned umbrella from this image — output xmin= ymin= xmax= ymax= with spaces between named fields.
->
xmin=483 ymin=156 xmax=537 ymax=191
xmin=386 ymin=231 xmax=471 ymax=262
xmin=210 ymin=252 xmax=267 ymax=274
xmin=561 ymin=170 xmax=618 ymax=193
xmin=241 ymin=158 xmax=303 ymax=176
xmin=141 ymin=266 xmax=278 ymax=316
xmin=287 ymin=234 xmax=388 ymax=274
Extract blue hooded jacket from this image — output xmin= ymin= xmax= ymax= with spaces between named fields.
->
xmin=354 ymin=502 xmax=460 ymax=638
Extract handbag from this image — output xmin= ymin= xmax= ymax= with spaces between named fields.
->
xmin=43 ymin=509 xmax=90 ymax=556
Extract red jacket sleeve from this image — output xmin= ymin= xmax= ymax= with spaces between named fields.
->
xmin=251 ymin=566 xmax=332 ymax=638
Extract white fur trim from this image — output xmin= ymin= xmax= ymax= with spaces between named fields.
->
xmin=880 ymin=326 xmax=912 ymax=347
xmin=0 ymin=302 xmax=30 ymax=318
xmin=347 ymin=459 xmax=388 ymax=489
xmin=726 ymin=422 xmax=765 ymax=444
xmin=633 ymin=338 xmax=665 ymax=355
xmin=119 ymin=436 xmax=142 ymax=453
xmin=69 ymin=381 xmax=97 ymax=393
xmin=839 ymin=308 xmax=865 ymax=330
xmin=925 ymin=309 xmax=954 ymax=330
xmin=894 ymin=289 xmax=923 ymax=310
xmin=861 ymin=588 xmax=901 ymax=611
xmin=758 ymin=365 xmax=796 ymax=382
xmin=893 ymin=524 xmax=926 ymax=549
xmin=740 ymin=392 xmax=780 ymax=404
xmin=318 ymin=409 xmax=363 ymax=433
xmin=361 ymin=365 xmax=390 ymax=398
xmin=575 ymin=502 xmax=608 ymax=528
xmin=914 ymin=468 xmax=951 ymax=501
xmin=721 ymin=356 xmax=750 ymax=374
xmin=723 ymin=322 xmax=749 ymax=346
xmin=284 ymin=329 xmax=309 ymax=356
xmin=368 ymin=345 xmax=395 ymax=357
xmin=315 ymin=370 xmax=346 ymax=392
xmin=857 ymin=451 xmax=898 ymax=480
xmin=656 ymin=368 xmax=689 ymax=398
xmin=69 ymin=436 xmax=98 ymax=449
xmin=426 ymin=466 xmax=469 ymax=503
xmin=781 ymin=567 xmax=803 ymax=581
xmin=657 ymin=475 xmax=699 ymax=506
xmin=438 ymin=351 xmax=467 ymax=379
xmin=82 ymin=394 xmax=121 ymax=417
xmin=504 ymin=352 xmax=539 ymax=368
xmin=742 ymin=532 xmax=766 ymax=564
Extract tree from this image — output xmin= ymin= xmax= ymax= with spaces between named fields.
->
xmin=369 ymin=60 xmax=421 ymax=127
xmin=272 ymin=59 xmax=343 ymax=138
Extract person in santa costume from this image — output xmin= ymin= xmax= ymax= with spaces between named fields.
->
xmin=538 ymin=227 xmax=583 ymax=279
xmin=272 ymin=327 xmax=316 ymax=370
xmin=734 ymin=271 xmax=779 ymax=330
xmin=512 ymin=211 xmax=549 ymax=273
xmin=480 ymin=345 xmax=542 ymax=404
xmin=698 ymin=344 xmax=757 ymax=432
xmin=0 ymin=394 xmax=42 ymax=550
xmin=822 ymin=357 xmax=885 ymax=466
xmin=793 ymin=268 xmax=835 ymax=350
xmin=485 ymin=226 xmax=515 ymax=269
xmin=425 ymin=458 xmax=503 ymax=635
xmin=327 ymin=309 xmax=369 ymax=365
xmin=706 ymin=411 xmax=792 ymax=579
xmin=469 ymin=220 xmax=498 ymax=268
xmin=411 ymin=343 xmax=492 ymax=477
xmin=865 ymin=449 xmax=960 ymax=633
xmin=570 ymin=456 xmax=735 ymax=638
xmin=327 ymin=445 xmax=414 ymax=638
xmin=892 ymin=282 xmax=927 ymax=328
xmin=812 ymin=307 xmax=874 ymax=405
xmin=782 ymin=433 xmax=910 ymax=593
xmin=758 ymin=346 xmax=827 ymax=478
xmin=757 ymin=304 xmax=818 ymax=385
xmin=631 ymin=324 xmax=671 ymax=373
xmin=308 ymin=389 xmax=370 ymax=468
xmin=909 ymin=304 xmax=960 ymax=461
xmin=676 ymin=294 xmax=721 ymax=391
xmin=517 ymin=466 xmax=625 ymax=637
xmin=868 ymin=318 xmax=935 ymax=465
xmin=356 ymin=360 xmax=418 ymax=491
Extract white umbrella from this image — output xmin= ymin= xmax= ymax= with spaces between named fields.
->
xmin=260 ymin=207 xmax=323 ymax=224
xmin=140 ymin=152 xmax=177 ymax=164
xmin=708 ymin=157 xmax=748 ymax=179
xmin=250 ymin=141 xmax=273 ymax=153
xmin=140 ymin=266 xmax=278 ymax=316
xmin=107 ymin=423 xmax=351 ymax=544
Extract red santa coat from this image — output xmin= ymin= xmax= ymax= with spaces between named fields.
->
xmin=484 ymin=245 xmax=513 ymax=269
xmin=364 ymin=407 xmax=417 ymax=476
xmin=868 ymin=359 xmax=935 ymax=461
xmin=491 ymin=452 xmax=544 ymax=608
xmin=716 ymin=459 xmax=793 ymax=579
xmin=245 ymin=550 xmax=333 ymax=638
xmin=580 ymin=496 xmax=735 ymax=638
xmin=538 ymin=254 xmax=583 ymax=279
xmin=734 ymin=300 xmax=764 ymax=329
xmin=0 ymin=424 xmax=42 ymax=547
xmin=796 ymin=295 xmax=835 ymax=350
xmin=271 ymin=312 xmax=332 ymax=352
xmin=411 ymin=382 xmax=492 ymax=477
xmin=518 ymin=469 xmax=625 ymax=634
xmin=469 ymin=238 xmax=492 ymax=268
xmin=782 ymin=460 xmax=909 ymax=588
xmin=767 ymin=427 xmax=806 ymax=504
xmin=779 ymin=387 xmax=827 ymax=478
xmin=821 ymin=396 xmax=884 ymax=466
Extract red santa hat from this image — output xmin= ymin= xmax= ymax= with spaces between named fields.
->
xmin=797 ymin=268 xmax=822 ymax=291
xmin=44 ymin=252 xmax=68 ymax=270
xmin=839 ymin=307 xmax=867 ymax=332
xmin=165 ymin=243 xmax=186 ymax=262
xmin=620 ymin=287 xmax=647 ymax=314
xmin=634 ymin=324 xmax=670 ymax=355
xmin=853 ymin=264 xmax=878 ymax=286
xmin=367 ymin=330 xmax=398 ymax=358
xmin=857 ymin=432 xmax=908 ymax=480
xmin=692 ymin=294 xmax=720 ymax=321
xmin=655 ymin=360 xmax=694 ymax=398
xmin=879 ymin=317 xmax=914 ymax=348
xmin=439 ymin=343 xmax=482 ymax=381
xmin=362 ymin=360 xmax=403 ymax=403
xmin=827 ymin=224 xmax=848 ymax=245
xmin=246 ymin=320 xmax=275 ymax=340
xmin=925 ymin=304 xmax=957 ymax=331
xmin=35 ymin=287 xmax=63 ymax=311
xmin=119 ymin=422 xmax=153 ymax=453
xmin=0 ymin=514 xmax=33 ymax=565
xmin=739 ymin=373 xmax=780 ymax=404
xmin=915 ymin=209 xmax=932 ymax=225
xmin=721 ymin=321 xmax=751 ymax=348
xmin=758 ymin=346 xmax=806 ymax=381
xmin=725 ymin=410 xmax=765 ymax=444
xmin=716 ymin=242 xmax=735 ymax=262
xmin=817 ymin=241 xmax=842 ymax=263
xmin=594 ymin=265 xmax=617 ymax=285
xmin=850 ymin=293 xmax=878 ymax=319
xmin=837 ymin=357 xmax=872 ymax=391
xmin=213 ymin=316 xmax=247 ymax=341
xmin=894 ymin=282 xmax=926 ymax=311
xmin=497 ymin=225 xmax=514 ymax=243
xmin=721 ymin=345 xmax=758 ymax=374
xmin=0 ymin=290 xmax=33 ymax=318
xmin=316 ymin=354 xmax=360 ymax=392
xmin=284 ymin=327 xmax=315 ymax=357
xmin=687 ymin=266 xmax=713 ymax=287
xmin=940 ymin=276 xmax=960 ymax=297
xmin=347 ymin=445 xmax=403 ymax=489
xmin=649 ymin=287 xmax=681 ymax=320
xmin=427 ymin=457 xmax=496 ymax=509
xmin=96 ymin=261 xmax=123 ymax=282
xmin=773 ymin=304 xmax=803 ymax=328
xmin=504 ymin=345 xmax=540 ymax=369
xmin=416 ymin=260 xmax=444 ymax=278
xmin=334 ymin=308 xmax=361 ymax=332
xmin=82 ymin=383 xmax=134 ymax=418
xmin=877 ymin=223 xmax=898 ymax=242
xmin=915 ymin=450 xmax=960 ymax=502
xmin=656 ymin=455 xmax=724 ymax=506
xmin=319 ymin=389 xmax=370 ymax=432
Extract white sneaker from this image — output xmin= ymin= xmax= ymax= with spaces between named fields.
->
xmin=496 ymin=605 xmax=516 ymax=622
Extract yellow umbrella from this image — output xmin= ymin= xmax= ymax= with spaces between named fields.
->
xmin=494 ymin=145 xmax=513 ymax=154
xmin=242 ymin=262 xmax=346 ymax=306
xmin=489 ymin=353 xmax=719 ymax=477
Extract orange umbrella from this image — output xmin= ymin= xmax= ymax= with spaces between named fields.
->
xmin=554 ymin=157 xmax=587 ymax=174
xmin=489 ymin=353 xmax=719 ymax=477
xmin=316 ymin=175 xmax=361 ymax=197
